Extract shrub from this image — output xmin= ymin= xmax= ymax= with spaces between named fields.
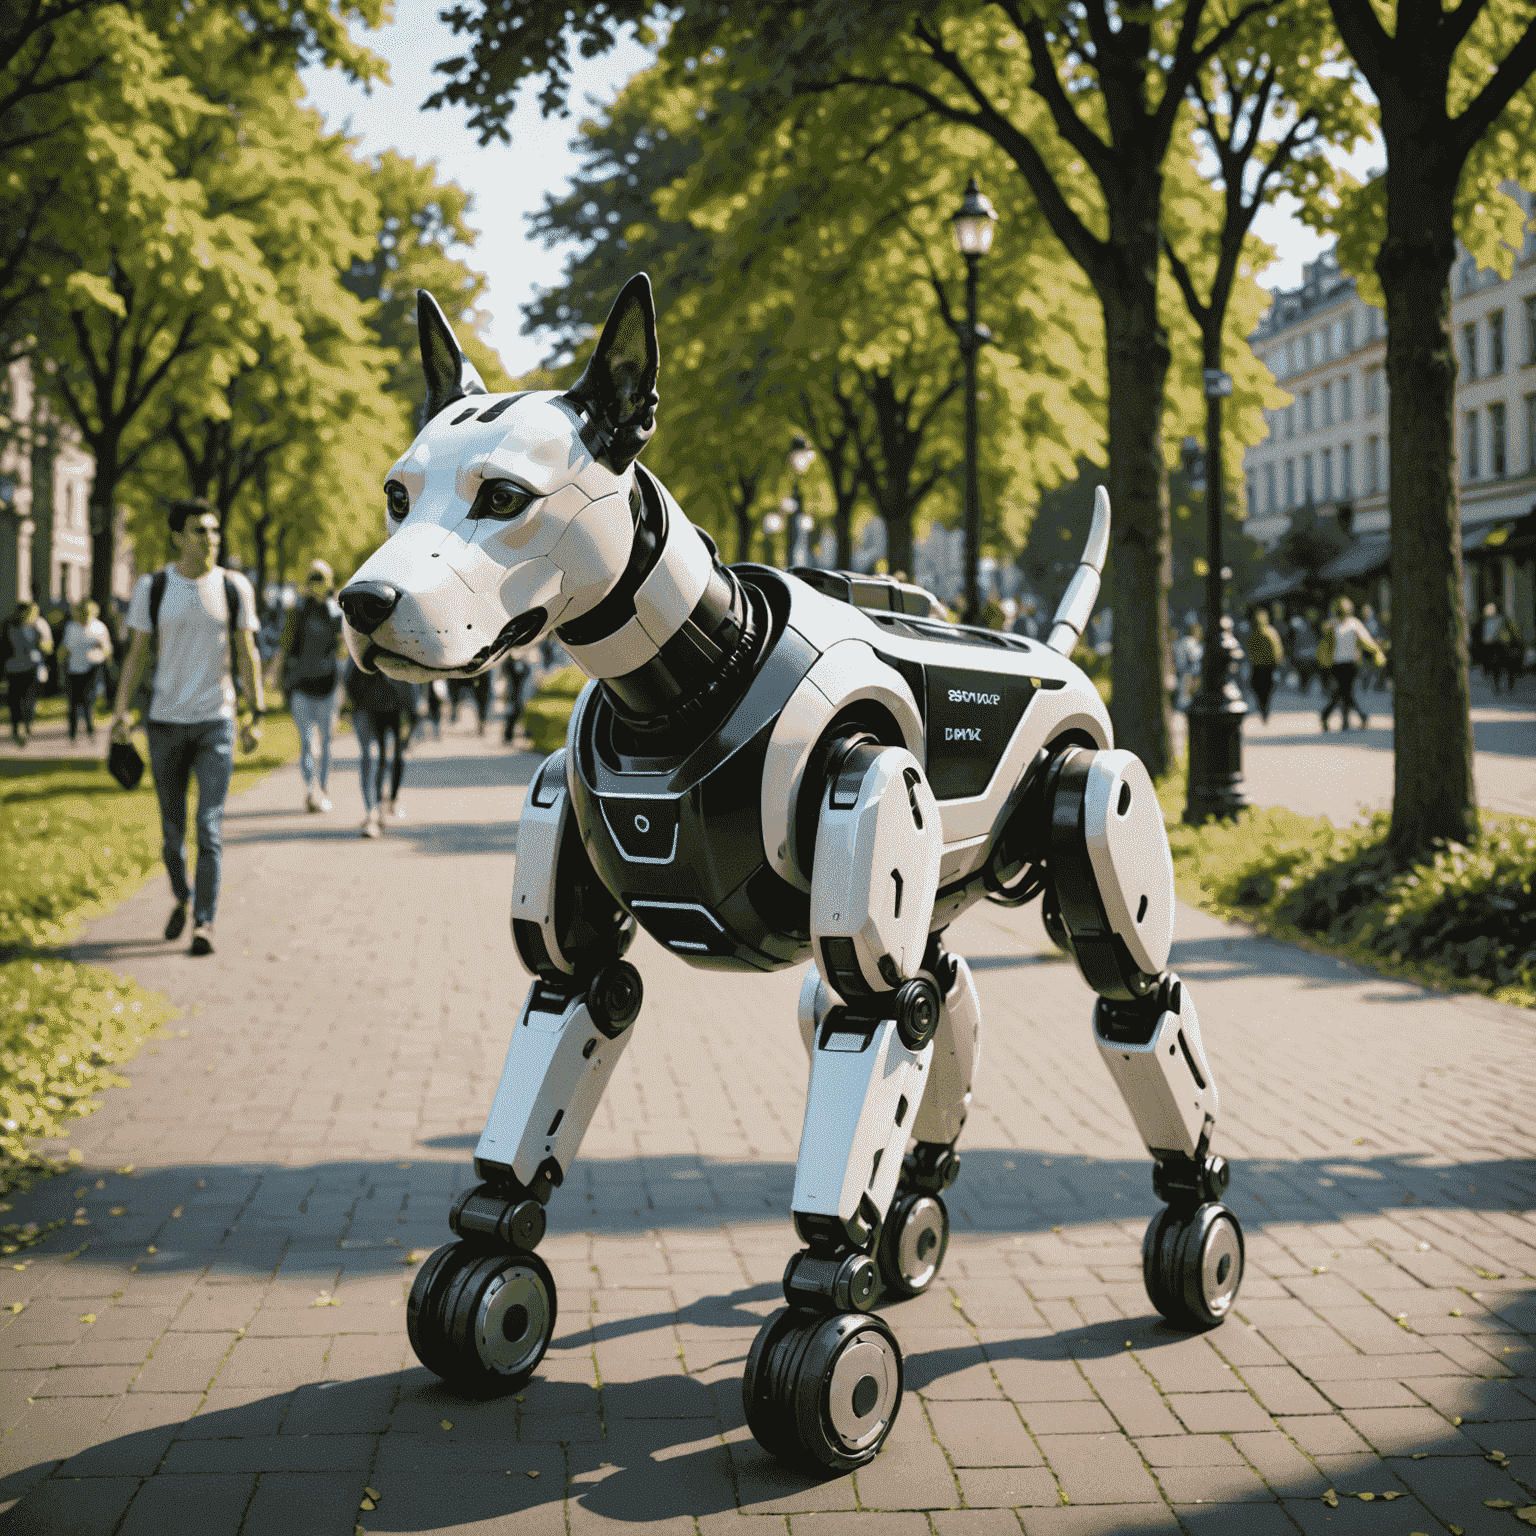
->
xmin=523 ymin=666 xmax=589 ymax=754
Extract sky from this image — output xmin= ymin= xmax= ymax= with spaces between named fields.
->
xmin=300 ymin=5 xmax=1383 ymax=380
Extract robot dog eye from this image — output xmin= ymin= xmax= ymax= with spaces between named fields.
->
xmin=469 ymin=480 xmax=536 ymax=521
xmin=385 ymin=480 xmax=410 ymax=521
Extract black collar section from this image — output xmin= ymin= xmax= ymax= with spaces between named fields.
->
xmin=556 ymin=467 xmax=658 ymax=647
xmin=598 ymin=561 xmax=758 ymax=733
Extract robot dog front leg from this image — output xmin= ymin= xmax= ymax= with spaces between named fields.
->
xmin=743 ymin=740 xmax=942 ymax=1475
xmin=408 ymin=751 xmax=640 ymax=1396
xmin=1044 ymin=746 xmax=1244 ymax=1332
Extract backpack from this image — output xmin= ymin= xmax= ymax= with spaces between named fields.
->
xmin=149 ymin=569 xmax=244 ymax=697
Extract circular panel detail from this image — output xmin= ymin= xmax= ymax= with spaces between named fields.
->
xmin=826 ymin=1333 xmax=900 ymax=1451
xmin=476 ymin=1266 xmax=552 ymax=1377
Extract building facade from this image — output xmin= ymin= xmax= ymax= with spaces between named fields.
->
xmin=1241 ymin=191 xmax=1536 ymax=647
xmin=1 ymin=358 xmax=105 ymax=615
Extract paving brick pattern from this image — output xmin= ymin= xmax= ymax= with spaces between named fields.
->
xmin=0 ymin=721 xmax=1532 ymax=1533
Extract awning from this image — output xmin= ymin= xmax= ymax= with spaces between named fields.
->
xmin=1463 ymin=520 xmax=1513 ymax=555
xmin=1245 ymin=569 xmax=1306 ymax=604
xmin=1318 ymin=536 xmax=1391 ymax=581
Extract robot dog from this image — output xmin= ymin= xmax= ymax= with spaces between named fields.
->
xmin=338 ymin=275 xmax=1243 ymax=1472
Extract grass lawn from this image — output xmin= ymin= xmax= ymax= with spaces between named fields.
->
xmin=0 ymin=715 xmax=300 ymax=1196
xmin=1156 ymin=759 xmax=1535 ymax=1009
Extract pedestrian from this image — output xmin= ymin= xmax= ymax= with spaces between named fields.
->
xmin=468 ymin=669 xmax=492 ymax=735
xmin=1245 ymin=607 xmax=1285 ymax=724
xmin=1318 ymin=597 xmax=1385 ymax=732
xmin=279 ymin=560 xmax=346 ymax=812
xmin=502 ymin=652 xmax=532 ymax=745
xmin=60 ymin=598 xmax=113 ymax=741
xmin=1011 ymin=598 xmax=1041 ymax=640
xmin=1173 ymin=622 xmax=1203 ymax=712
xmin=109 ymin=499 xmax=264 ymax=957
xmin=1287 ymin=611 xmax=1319 ymax=693
xmin=344 ymin=659 xmax=412 ymax=838
xmin=3 ymin=600 xmax=53 ymax=746
xmin=1481 ymin=605 xmax=1522 ymax=694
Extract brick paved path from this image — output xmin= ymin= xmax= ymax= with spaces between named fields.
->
xmin=1 ymin=719 xmax=1533 ymax=1535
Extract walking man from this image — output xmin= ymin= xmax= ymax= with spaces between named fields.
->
xmin=110 ymin=500 xmax=265 ymax=956
xmin=1319 ymin=597 xmax=1385 ymax=732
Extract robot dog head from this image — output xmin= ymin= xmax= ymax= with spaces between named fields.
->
xmin=338 ymin=274 xmax=660 ymax=681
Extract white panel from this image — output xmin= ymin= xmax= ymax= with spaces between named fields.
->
xmin=792 ymin=1020 xmax=930 ymax=1225
xmin=911 ymin=954 xmax=981 ymax=1146
xmin=1093 ymin=987 xmax=1217 ymax=1161
xmin=633 ymin=520 xmax=711 ymax=645
xmin=1082 ymin=750 xmax=1174 ymax=977
xmin=561 ymin=613 xmax=661 ymax=679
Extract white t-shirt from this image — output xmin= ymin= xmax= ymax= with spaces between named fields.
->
xmin=127 ymin=567 xmax=259 ymax=723
xmin=1331 ymin=615 xmax=1372 ymax=665
xmin=62 ymin=617 xmax=112 ymax=673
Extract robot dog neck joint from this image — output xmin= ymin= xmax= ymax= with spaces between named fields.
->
xmin=783 ymin=1246 xmax=881 ymax=1314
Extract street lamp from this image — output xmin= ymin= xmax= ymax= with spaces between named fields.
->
xmin=787 ymin=433 xmax=817 ymax=566
xmin=1182 ymin=368 xmax=1250 ymax=824
xmin=952 ymin=175 xmax=997 ymax=625
xmin=761 ymin=507 xmax=787 ymax=567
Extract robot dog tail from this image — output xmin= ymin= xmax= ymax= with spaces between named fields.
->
xmin=1046 ymin=485 xmax=1110 ymax=656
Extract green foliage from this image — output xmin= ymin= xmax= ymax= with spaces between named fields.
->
xmin=522 ymin=666 xmax=587 ymax=753
xmin=1158 ymin=774 xmax=1536 ymax=1008
xmin=0 ymin=959 xmax=178 ymax=1186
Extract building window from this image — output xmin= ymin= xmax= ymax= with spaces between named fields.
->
xmin=1489 ymin=309 xmax=1505 ymax=374
xmin=1366 ymin=366 xmax=1381 ymax=416
xmin=1526 ymin=295 xmax=1536 ymax=365
xmin=1284 ymin=403 xmax=1295 ymax=440
xmin=1367 ymin=435 xmax=1380 ymax=494
xmin=1285 ymin=459 xmax=1295 ymax=507
xmin=1331 ymin=319 xmax=1343 ymax=358
xmin=1265 ymin=462 xmax=1277 ymax=512
xmin=1464 ymin=410 xmax=1480 ymax=479
xmin=1343 ymin=313 xmax=1355 ymax=352
xmin=1342 ymin=441 xmax=1354 ymax=496
xmin=1322 ymin=381 xmax=1333 ymax=427
xmin=1303 ymin=332 xmax=1314 ymax=368
xmin=1463 ymin=321 xmax=1478 ymax=380
xmin=1527 ymin=393 xmax=1536 ymax=473
xmin=1489 ymin=402 xmax=1506 ymax=478
xmin=1303 ymin=452 xmax=1314 ymax=502
xmin=1322 ymin=446 xmax=1334 ymax=499
xmin=1302 ymin=390 xmax=1313 ymax=433
xmin=1340 ymin=374 xmax=1353 ymax=421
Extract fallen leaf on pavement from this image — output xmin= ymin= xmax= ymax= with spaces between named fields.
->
xmin=441 ymin=1420 xmax=452 ymax=1431
xmin=78 ymin=1314 xmax=95 ymax=1324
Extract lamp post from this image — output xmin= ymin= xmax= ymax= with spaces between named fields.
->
xmin=951 ymin=175 xmax=997 ymax=625
xmin=787 ymin=433 xmax=817 ymax=566
xmin=761 ymin=507 xmax=786 ymax=567
xmin=1182 ymin=368 xmax=1249 ymax=824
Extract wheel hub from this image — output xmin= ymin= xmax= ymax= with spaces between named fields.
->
xmin=1198 ymin=1214 xmax=1242 ymax=1317
xmin=476 ymin=1266 xmax=550 ymax=1375
xmin=826 ymin=1333 xmax=899 ymax=1451
xmin=896 ymin=1197 xmax=945 ymax=1289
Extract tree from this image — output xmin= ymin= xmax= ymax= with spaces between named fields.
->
xmin=1315 ymin=0 xmax=1536 ymax=854
xmin=426 ymin=0 xmax=1280 ymax=777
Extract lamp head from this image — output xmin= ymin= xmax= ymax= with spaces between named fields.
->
xmin=951 ymin=176 xmax=998 ymax=258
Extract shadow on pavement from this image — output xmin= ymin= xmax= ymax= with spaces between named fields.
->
xmin=2 ymin=1296 xmax=1531 ymax=1532
xmin=7 ymin=1150 xmax=1531 ymax=1282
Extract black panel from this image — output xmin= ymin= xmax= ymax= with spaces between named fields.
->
xmin=924 ymin=665 xmax=1037 ymax=800
xmin=600 ymin=797 xmax=679 ymax=863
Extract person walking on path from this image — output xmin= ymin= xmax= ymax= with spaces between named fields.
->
xmin=60 ymin=598 xmax=113 ymax=741
xmin=502 ymin=651 xmax=532 ymax=745
xmin=1318 ymin=596 xmax=1386 ymax=733
xmin=1173 ymin=621 xmax=1203 ymax=713
xmin=279 ymin=560 xmax=346 ymax=812
xmin=109 ymin=500 xmax=265 ymax=956
xmin=1245 ymin=607 xmax=1285 ymax=724
xmin=3 ymin=600 xmax=53 ymax=746
xmin=344 ymin=659 xmax=412 ymax=838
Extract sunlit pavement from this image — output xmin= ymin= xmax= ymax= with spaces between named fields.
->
xmin=0 ymin=707 xmax=1532 ymax=1534
xmin=1173 ymin=671 xmax=1536 ymax=825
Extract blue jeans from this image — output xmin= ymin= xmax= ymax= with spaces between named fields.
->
xmin=354 ymin=710 xmax=405 ymax=811
xmin=146 ymin=717 xmax=235 ymax=926
xmin=289 ymin=686 xmax=339 ymax=791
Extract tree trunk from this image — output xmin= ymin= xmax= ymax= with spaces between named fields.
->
xmin=1378 ymin=165 xmax=1477 ymax=854
xmin=88 ymin=453 xmax=120 ymax=610
xmin=883 ymin=504 xmax=914 ymax=583
xmin=1101 ymin=285 xmax=1174 ymax=778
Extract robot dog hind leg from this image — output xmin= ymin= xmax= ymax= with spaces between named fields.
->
xmin=408 ymin=752 xmax=641 ymax=1396
xmin=1044 ymin=745 xmax=1245 ymax=1331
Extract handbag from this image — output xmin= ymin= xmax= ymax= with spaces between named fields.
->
xmin=107 ymin=740 xmax=145 ymax=791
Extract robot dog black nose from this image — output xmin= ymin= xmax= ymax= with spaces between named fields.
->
xmin=337 ymin=581 xmax=402 ymax=634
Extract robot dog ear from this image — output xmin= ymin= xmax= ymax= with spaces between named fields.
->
xmin=564 ymin=273 xmax=659 ymax=472
xmin=417 ymin=290 xmax=488 ymax=423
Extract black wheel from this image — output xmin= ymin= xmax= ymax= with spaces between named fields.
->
xmin=1142 ymin=1201 xmax=1244 ymax=1330
xmin=742 ymin=1307 xmax=903 ymax=1473
xmin=877 ymin=1191 xmax=949 ymax=1300
xmin=407 ymin=1240 xmax=557 ymax=1395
